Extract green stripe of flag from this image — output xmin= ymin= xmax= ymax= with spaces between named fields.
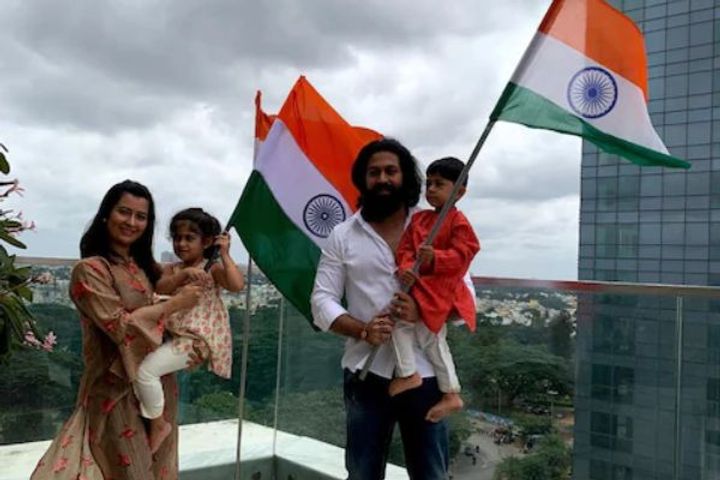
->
xmin=229 ymin=171 xmax=321 ymax=324
xmin=490 ymin=83 xmax=690 ymax=169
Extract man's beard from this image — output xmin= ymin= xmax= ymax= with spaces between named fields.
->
xmin=360 ymin=184 xmax=405 ymax=222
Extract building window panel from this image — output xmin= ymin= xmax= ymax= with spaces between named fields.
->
xmin=689 ymin=44 xmax=714 ymax=61
xmin=688 ymin=58 xmax=713 ymax=73
xmin=664 ymin=124 xmax=687 ymax=146
xmin=665 ymin=96 xmax=688 ymax=111
xmin=687 ymin=172 xmax=711 ymax=195
xmin=663 ymin=173 xmax=687 ymax=196
xmin=667 ymin=25 xmax=690 ymax=48
xmin=689 ymin=72 xmax=713 ymax=95
xmin=662 ymin=223 xmax=685 ymax=245
xmin=667 ymin=2 xmax=690 ymax=16
xmin=665 ymin=74 xmax=688 ymax=97
xmin=641 ymin=175 xmax=662 ymax=196
xmin=686 ymin=223 xmax=709 ymax=245
xmin=640 ymin=223 xmax=661 ymax=245
xmin=689 ymin=21 xmax=713 ymax=46
xmin=645 ymin=29 xmax=666 ymax=52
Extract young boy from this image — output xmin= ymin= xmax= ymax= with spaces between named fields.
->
xmin=391 ymin=157 xmax=480 ymax=422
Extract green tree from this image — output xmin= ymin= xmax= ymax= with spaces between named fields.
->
xmin=493 ymin=434 xmax=571 ymax=480
xmin=548 ymin=311 xmax=574 ymax=360
xmin=513 ymin=414 xmax=553 ymax=439
xmin=456 ymin=338 xmax=572 ymax=409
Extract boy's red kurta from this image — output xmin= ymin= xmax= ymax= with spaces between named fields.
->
xmin=397 ymin=208 xmax=480 ymax=333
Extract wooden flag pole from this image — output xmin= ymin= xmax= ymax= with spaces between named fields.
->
xmin=358 ymin=119 xmax=497 ymax=381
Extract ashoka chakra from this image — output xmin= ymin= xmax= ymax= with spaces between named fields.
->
xmin=303 ymin=194 xmax=346 ymax=238
xmin=566 ymin=66 xmax=618 ymax=119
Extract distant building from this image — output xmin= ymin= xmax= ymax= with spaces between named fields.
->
xmin=574 ymin=1 xmax=720 ymax=479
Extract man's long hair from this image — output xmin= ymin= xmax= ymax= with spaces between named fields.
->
xmin=351 ymin=137 xmax=422 ymax=210
xmin=80 ymin=180 xmax=160 ymax=284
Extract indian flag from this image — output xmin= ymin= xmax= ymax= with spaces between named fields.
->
xmin=229 ymin=77 xmax=380 ymax=322
xmin=491 ymin=0 xmax=690 ymax=169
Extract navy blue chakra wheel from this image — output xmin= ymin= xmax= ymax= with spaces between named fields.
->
xmin=303 ymin=194 xmax=346 ymax=238
xmin=566 ymin=66 xmax=618 ymax=119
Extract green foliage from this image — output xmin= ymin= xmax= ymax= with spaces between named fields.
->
xmin=512 ymin=413 xmax=554 ymax=439
xmin=548 ymin=311 xmax=574 ymax=360
xmin=182 ymin=391 xmax=240 ymax=423
xmin=0 ymin=148 xmax=45 ymax=363
xmin=493 ymin=434 xmax=571 ymax=480
xmin=0 ymin=143 xmax=9 ymax=174
xmin=247 ymin=387 xmax=346 ymax=448
xmin=0 ymin=308 xmax=83 ymax=445
xmin=449 ymin=315 xmax=573 ymax=411
xmin=447 ymin=411 xmax=474 ymax=459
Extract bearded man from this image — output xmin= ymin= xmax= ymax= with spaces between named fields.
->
xmin=311 ymin=138 xmax=451 ymax=480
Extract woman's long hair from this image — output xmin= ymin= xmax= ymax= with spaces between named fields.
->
xmin=80 ymin=180 xmax=160 ymax=284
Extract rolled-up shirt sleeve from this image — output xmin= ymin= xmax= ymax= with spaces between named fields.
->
xmin=311 ymin=229 xmax=349 ymax=331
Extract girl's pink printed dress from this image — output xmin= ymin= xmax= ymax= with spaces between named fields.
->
xmin=165 ymin=262 xmax=232 ymax=378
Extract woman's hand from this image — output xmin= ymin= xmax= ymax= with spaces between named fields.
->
xmin=182 ymin=267 xmax=210 ymax=286
xmin=186 ymin=351 xmax=203 ymax=370
xmin=391 ymin=291 xmax=420 ymax=323
xmin=168 ymin=285 xmax=202 ymax=313
xmin=363 ymin=314 xmax=394 ymax=346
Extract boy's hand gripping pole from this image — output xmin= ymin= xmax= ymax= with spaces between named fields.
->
xmin=357 ymin=120 xmax=496 ymax=381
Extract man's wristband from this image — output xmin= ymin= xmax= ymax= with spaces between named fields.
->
xmin=359 ymin=325 xmax=369 ymax=341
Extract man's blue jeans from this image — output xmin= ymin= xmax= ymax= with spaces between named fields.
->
xmin=343 ymin=369 xmax=449 ymax=480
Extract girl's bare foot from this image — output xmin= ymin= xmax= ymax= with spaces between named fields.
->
xmin=149 ymin=417 xmax=172 ymax=454
xmin=389 ymin=372 xmax=422 ymax=397
xmin=425 ymin=393 xmax=463 ymax=422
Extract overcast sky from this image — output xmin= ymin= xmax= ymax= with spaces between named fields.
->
xmin=2 ymin=0 xmax=582 ymax=280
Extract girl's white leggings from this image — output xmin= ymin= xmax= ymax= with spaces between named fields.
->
xmin=133 ymin=342 xmax=190 ymax=419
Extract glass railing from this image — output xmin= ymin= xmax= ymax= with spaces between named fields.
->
xmin=3 ymin=258 xmax=720 ymax=480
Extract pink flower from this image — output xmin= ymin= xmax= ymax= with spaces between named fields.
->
xmin=32 ymin=272 xmax=54 ymax=284
xmin=42 ymin=331 xmax=57 ymax=352
xmin=3 ymin=179 xmax=24 ymax=197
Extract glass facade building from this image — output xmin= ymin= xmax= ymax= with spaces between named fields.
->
xmin=575 ymin=0 xmax=720 ymax=478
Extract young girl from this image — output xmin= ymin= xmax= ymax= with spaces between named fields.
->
xmin=134 ymin=207 xmax=244 ymax=453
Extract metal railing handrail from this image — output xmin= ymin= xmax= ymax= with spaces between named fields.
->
xmin=473 ymin=276 xmax=720 ymax=298
xmin=20 ymin=256 xmax=720 ymax=298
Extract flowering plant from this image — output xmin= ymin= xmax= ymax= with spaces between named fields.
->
xmin=0 ymin=144 xmax=54 ymax=362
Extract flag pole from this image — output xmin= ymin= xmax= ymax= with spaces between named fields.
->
xmin=234 ymin=258 xmax=253 ymax=480
xmin=358 ymin=119 xmax=497 ymax=381
xmin=272 ymin=295 xmax=286 ymax=457
xmin=204 ymin=225 xmax=232 ymax=273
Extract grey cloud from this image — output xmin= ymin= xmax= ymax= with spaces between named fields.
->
xmin=2 ymin=0 xmax=545 ymax=132
xmin=5 ymin=0 xmax=581 ymax=280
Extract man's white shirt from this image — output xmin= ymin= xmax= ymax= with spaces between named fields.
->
xmin=312 ymin=210 xmax=472 ymax=379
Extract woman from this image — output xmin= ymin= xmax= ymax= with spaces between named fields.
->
xmin=31 ymin=180 xmax=201 ymax=480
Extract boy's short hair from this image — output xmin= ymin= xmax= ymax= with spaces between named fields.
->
xmin=426 ymin=157 xmax=468 ymax=186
